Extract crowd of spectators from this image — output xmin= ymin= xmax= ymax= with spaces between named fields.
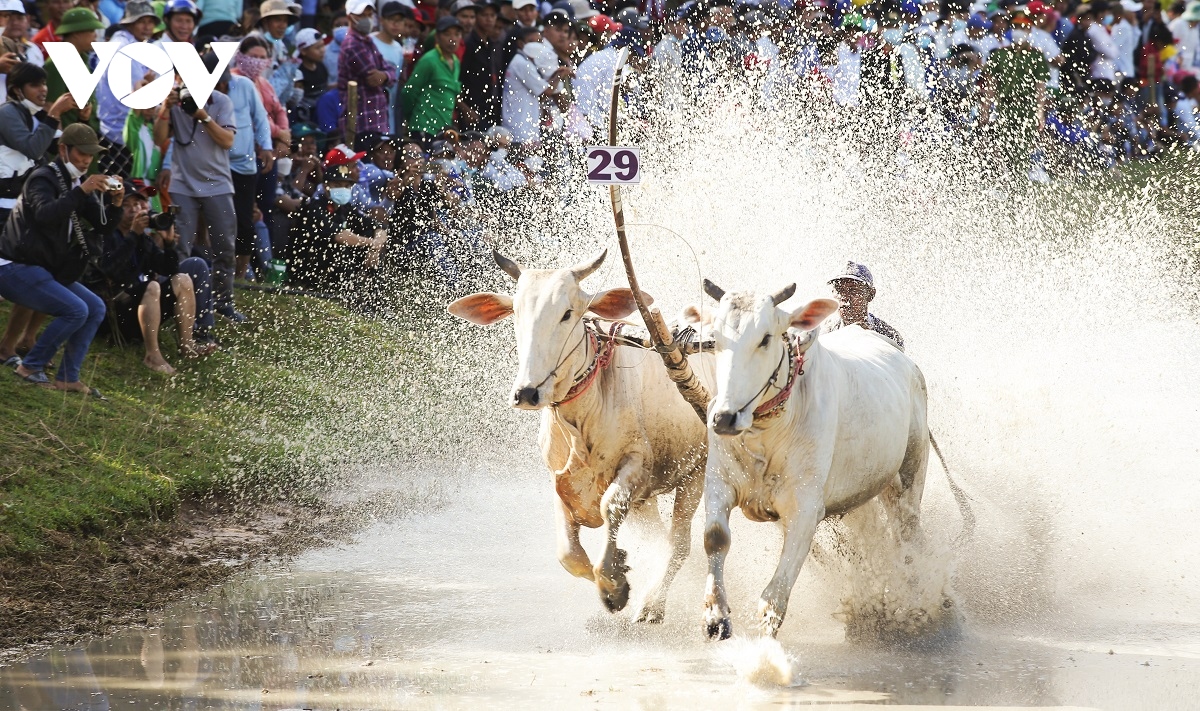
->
xmin=0 ymin=0 xmax=1197 ymax=393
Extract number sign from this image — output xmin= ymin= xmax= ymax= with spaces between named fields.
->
xmin=586 ymin=146 xmax=641 ymax=185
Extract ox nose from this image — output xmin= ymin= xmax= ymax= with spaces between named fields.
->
xmin=513 ymin=386 xmax=541 ymax=408
xmin=711 ymin=411 xmax=741 ymax=435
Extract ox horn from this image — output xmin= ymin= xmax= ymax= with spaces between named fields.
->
xmin=771 ymin=283 xmax=797 ymax=306
xmin=493 ymin=250 xmax=523 ymax=281
xmin=570 ymin=249 xmax=608 ymax=281
xmin=703 ymin=279 xmax=726 ymax=302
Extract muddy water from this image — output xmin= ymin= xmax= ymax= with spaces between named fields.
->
xmin=3 ymin=467 xmax=1198 ymax=710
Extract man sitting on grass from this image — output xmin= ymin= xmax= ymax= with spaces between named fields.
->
xmin=85 ymin=190 xmax=218 ymax=374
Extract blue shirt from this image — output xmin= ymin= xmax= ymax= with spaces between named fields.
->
xmin=95 ymin=30 xmax=149 ymax=144
xmin=226 ymin=74 xmax=272 ymax=175
xmin=99 ymin=0 xmax=126 ymax=25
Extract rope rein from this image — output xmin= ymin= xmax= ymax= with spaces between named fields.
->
xmin=752 ymin=335 xmax=805 ymax=421
xmin=553 ymin=320 xmax=624 ymax=407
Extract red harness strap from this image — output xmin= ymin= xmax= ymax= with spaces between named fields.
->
xmin=753 ymin=337 xmax=804 ymax=420
xmin=554 ymin=321 xmax=623 ymax=407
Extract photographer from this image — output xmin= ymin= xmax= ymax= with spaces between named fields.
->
xmin=0 ymin=124 xmax=123 ymax=395
xmin=154 ymin=78 xmax=243 ymax=322
xmin=85 ymin=189 xmax=217 ymax=375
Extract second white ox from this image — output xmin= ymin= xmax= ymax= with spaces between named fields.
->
xmin=695 ymin=280 xmax=930 ymax=640
xmin=448 ymin=250 xmax=709 ymax=621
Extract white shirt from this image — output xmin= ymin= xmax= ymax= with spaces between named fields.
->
xmin=826 ymin=43 xmax=861 ymax=107
xmin=573 ymin=47 xmax=621 ymax=142
xmin=1027 ymin=26 xmax=1062 ymax=89
xmin=1111 ymin=19 xmax=1138 ymax=77
xmin=1087 ymin=23 xmax=1119 ymax=80
xmin=501 ymin=52 xmax=549 ymax=145
xmin=1168 ymin=17 xmax=1200 ymax=70
xmin=1175 ymin=96 xmax=1199 ymax=145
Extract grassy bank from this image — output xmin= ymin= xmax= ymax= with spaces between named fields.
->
xmin=0 ymin=289 xmax=408 ymax=559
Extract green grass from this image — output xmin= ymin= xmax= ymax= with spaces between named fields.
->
xmin=0 ymin=289 xmax=410 ymax=558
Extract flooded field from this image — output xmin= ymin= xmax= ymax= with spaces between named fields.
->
xmin=4 ymin=469 xmax=1199 ymax=710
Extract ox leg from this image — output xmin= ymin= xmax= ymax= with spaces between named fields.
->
xmin=702 ymin=474 xmax=736 ymax=641
xmin=757 ymin=492 xmax=824 ymax=638
xmin=637 ymin=476 xmax=703 ymax=624
xmin=594 ymin=455 xmax=644 ymax=613
xmin=882 ymin=433 xmax=930 ymax=546
xmin=555 ymin=496 xmax=594 ymax=581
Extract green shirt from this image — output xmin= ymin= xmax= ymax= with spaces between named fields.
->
xmin=401 ymin=47 xmax=461 ymax=136
xmin=986 ymin=46 xmax=1049 ymax=124
xmin=45 ymin=53 xmax=100 ymax=134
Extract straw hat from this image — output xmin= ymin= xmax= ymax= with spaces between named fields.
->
xmin=258 ymin=0 xmax=299 ymax=24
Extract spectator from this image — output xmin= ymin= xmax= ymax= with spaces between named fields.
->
xmin=501 ymin=0 xmax=541 ymax=70
xmin=252 ymin=0 xmax=302 ymax=111
xmin=287 ymin=145 xmax=387 ymax=296
xmin=340 ymin=0 xmax=397 ymax=135
xmin=220 ymin=48 xmax=273 ymax=281
xmin=231 ymin=36 xmax=289 ymax=263
xmin=373 ymin=2 xmax=414 ymax=133
xmin=353 ymin=130 xmax=399 ymax=217
xmin=0 ymin=124 xmax=123 ymax=395
xmin=2 ymin=1 xmax=44 ymax=67
xmin=324 ymin=13 xmax=350 ymax=86
xmin=153 ymin=72 xmax=243 ymax=322
xmin=43 ymin=8 xmax=105 ymax=132
xmin=0 ymin=63 xmax=76 ymax=223
xmin=1168 ymin=1 xmax=1200 ymax=73
xmin=1112 ymin=0 xmax=1141 ymax=80
xmin=501 ymin=25 xmax=565 ymax=149
xmin=403 ymin=16 xmax=475 ymax=145
xmin=461 ymin=0 xmax=505 ymax=130
xmin=95 ymin=0 xmax=159 ymax=177
xmin=30 ymin=0 xmax=70 ymax=54
xmin=86 ymin=190 xmax=217 ymax=374
xmin=154 ymin=0 xmax=202 ymax=47
xmin=293 ymin=27 xmax=329 ymax=124
xmin=197 ymin=0 xmax=241 ymax=37
xmin=981 ymin=13 xmax=1050 ymax=172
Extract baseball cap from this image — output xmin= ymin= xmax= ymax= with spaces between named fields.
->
xmin=512 ymin=0 xmax=536 ymax=8
xmin=436 ymin=15 xmax=462 ymax=30
xmin=345 ymin=0 xmax=374 ymax=15
xmin=380 ymin=0 xmax=416 ymax=17
xmin=323 ymin=144 xmax=366 ymax=168
xmin=1119 ymin=0 xmax=1143 ymax=10
xmin=61 ymin=124 xmax=107 ymax=155
xmin=1025 ymin=0 xmax=1052 ymax=15
xmin=449 ymin=0 xmax=477 ymax=13
xmin=568 ymin=0 xmax=599 ymax=19
xmin=295 ymin=27 xmax=330 ymax=50
xmin=828 ymin=261 xmax=875 ymax=293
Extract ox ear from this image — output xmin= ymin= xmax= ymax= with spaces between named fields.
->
xmin=790 ymin=298 xmax=839 ymax=331
xmin=447 ymin=292 xmax=515 ymax=325
xmin=588 ymin=288 xmax=650 ymax=320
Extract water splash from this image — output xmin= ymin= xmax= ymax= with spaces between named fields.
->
xmin=715 ymin=635 xmax=803 ymax=687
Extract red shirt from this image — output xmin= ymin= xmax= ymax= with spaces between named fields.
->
xmin=31 ymin=24 xmax=60 ymax=54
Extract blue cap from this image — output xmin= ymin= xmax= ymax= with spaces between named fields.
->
xmin=609 ymin=26 xmax=647 ymax=55
xmin=967 ymin=13 xmax=992 ymax=29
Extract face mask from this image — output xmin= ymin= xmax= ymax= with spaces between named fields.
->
xmin=328 ymin=186 xmax=352 ymax=205
xmin=1010 ymin=28 xmax=1029 ymax=43
xmin=234 ymin=53 xmax=272 ymax=80
xmin=921 ymin=11 xmax=940 ymax=23
xmin=275 ymin=157 xmax=293 ymax=176
xmin=882 ymin=28 xmax=904 ymax=45
xmin=333 ymin=25 xmax=349 ymax=43
xmin=354 ymin=16 xmax=373 ymax=34
xmin=1101 ymin=14 xmax=1114 ymax=25
xmin=952 ymin=18 xmax=968 ymax=31
xmin=862 ymin=17 xmax=878 ymax=32
xmin=20 ymin=97 xmax=41 ymax=114
xmin=64 ymin=161 xmax=85 ymax=180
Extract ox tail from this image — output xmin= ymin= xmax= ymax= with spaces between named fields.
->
xmin=929 ymin=430 xmax=977 ymax=543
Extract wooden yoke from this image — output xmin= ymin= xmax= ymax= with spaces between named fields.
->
xmin=606 ymin=49 xmax=710 ymax=423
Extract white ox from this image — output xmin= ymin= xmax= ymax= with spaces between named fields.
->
xmin=448 ymin=250 xmax=709 ymax=621
xmin=695 ymin=280 xmax=929 ymax=640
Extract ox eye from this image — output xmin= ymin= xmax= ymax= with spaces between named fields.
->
xmin=759 ymin=334 xmax=772 ymax=348
xmin=561 ymin=309 xmax=573 ymax=323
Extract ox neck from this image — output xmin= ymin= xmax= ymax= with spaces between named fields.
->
xmin=751 ymin=334 xmax=806 ymax=423
xmin=551 ymin=320 xmax=622 ymax=409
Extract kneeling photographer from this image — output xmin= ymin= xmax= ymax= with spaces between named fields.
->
xmin=85 ymin=187 xmax=218 ymax=375
xmin=0 ymin=124 xmax=123 ymax=395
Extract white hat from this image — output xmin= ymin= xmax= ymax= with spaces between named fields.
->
xmin=512 ymin=0 xmax=537 ymax=9
xmin=1119 ymin=0 xmax=1143 ymax=10
xmin=295 ymin=27 xmax=329 ymax=50
xmin=345 ymin=0 xmax=375 ymax=15
xmin=0 ymin=0 xmax=25 ymax=13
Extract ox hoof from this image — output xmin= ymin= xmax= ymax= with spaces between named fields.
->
xmin=636 ymin=603 xmax=666 ymax=624
xmin=704 ymin=616 xmax=732 ymax=641
xmin=599 ymin=576 xmax=630 ymax=613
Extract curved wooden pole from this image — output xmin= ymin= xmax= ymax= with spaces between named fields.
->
xmin=606 ymin=49 xmax=710 ymax=422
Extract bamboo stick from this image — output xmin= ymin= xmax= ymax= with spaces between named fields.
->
xmin=345 ymin=80 xmax=358 ymax=148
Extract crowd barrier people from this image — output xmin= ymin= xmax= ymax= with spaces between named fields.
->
xmin=1 ymin=0 xmax=1199 ymax=388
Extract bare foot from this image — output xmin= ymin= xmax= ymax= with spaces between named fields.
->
xmin=52 ymin=380 xmax=91 ymax=394
xmin=143 ymin=354 xmax=177 ymax=375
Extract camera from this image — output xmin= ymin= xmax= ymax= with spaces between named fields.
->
xmin=179 ymin=87 xmax=199 ymax=116
xmin=147 ymin=205 xmax=179 ymax=231
xmin=104 ymin=176 xmax=122 ymax=191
